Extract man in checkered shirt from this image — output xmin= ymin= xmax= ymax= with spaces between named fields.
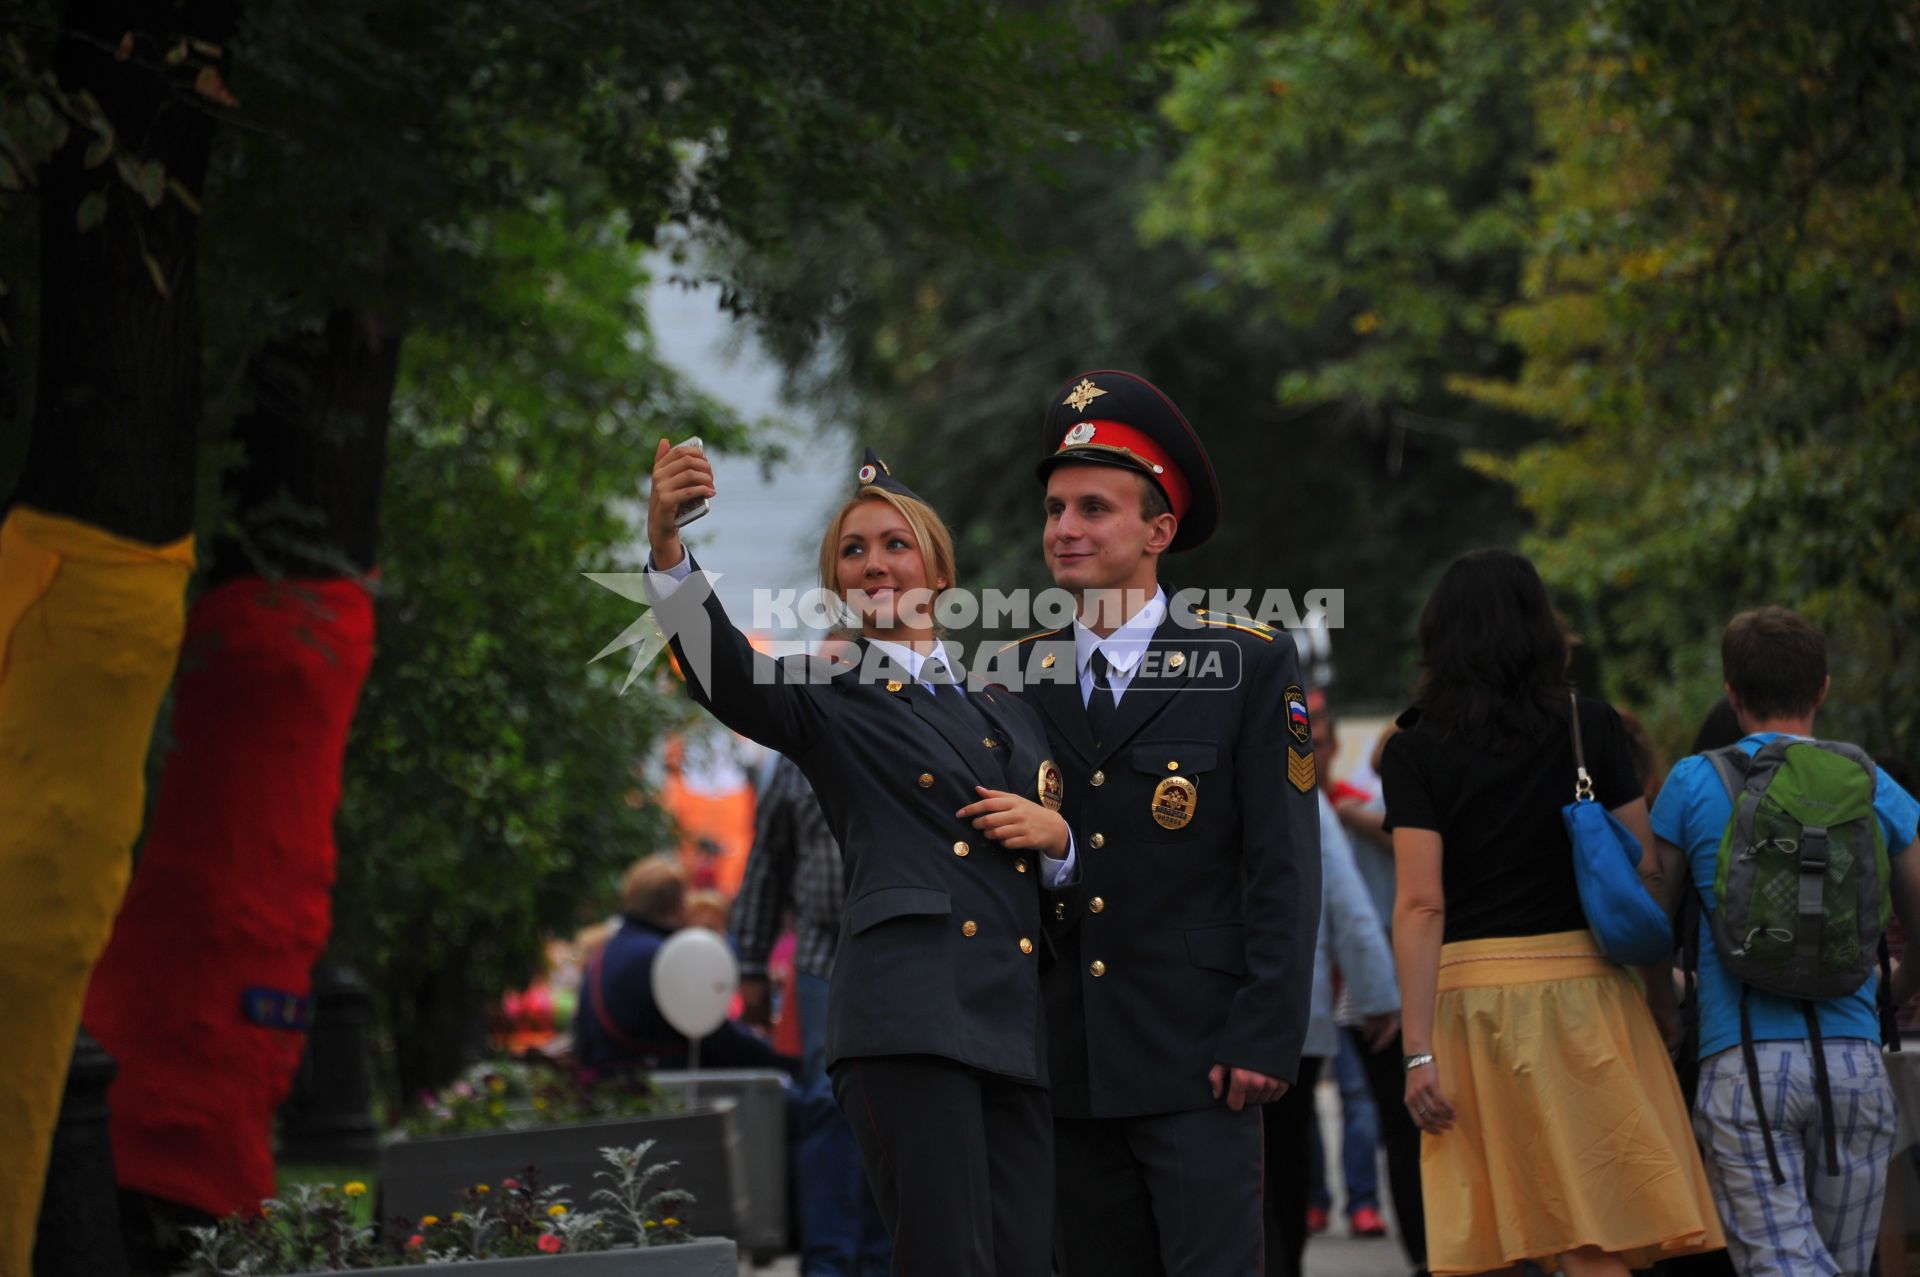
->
xmin=733 ymin=753 xmax=890 ymax=1276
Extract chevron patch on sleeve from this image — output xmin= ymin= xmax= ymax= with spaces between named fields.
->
xmin=1287 ymin=747 xmax=1316 ymax=793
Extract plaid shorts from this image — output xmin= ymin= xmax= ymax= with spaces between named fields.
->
xmin=1692 ymin=1038 xmax=1896 ymax=1277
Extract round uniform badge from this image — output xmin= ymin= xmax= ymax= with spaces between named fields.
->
xmin=1063 ymin=421 xmax=1096 ymax=446
xmin=1151 ymin=775 xmax=1197 ymax=830
xmin=1037 ymin=760 xmax=1064 ymax=812
xmin=858 ymin=463 xmax=878 ymax=484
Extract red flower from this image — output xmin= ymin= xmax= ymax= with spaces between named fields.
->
xmin=407 ymin=1234 xmax=424 ymax=1249
xmin=501 ymin=1177 xmax=521 ymax=1191
xmin=538 ymin=1233 xmax=564 ymax=1253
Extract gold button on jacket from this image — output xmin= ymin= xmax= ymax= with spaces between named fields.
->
xmin=1089 ymin=960 xmax=1107 ymax=977
xmin=1090 ymin=833 xmax=1105 ymax=849
xmin=1019 ymin=937 xmax=1034 ymax=954
xmin=1089 ymin=897 xmax=1105 ymax=914
xmin=961 ymin=920 xmax=978 ymax=937
xmin=953 ymin=841 xmax=969 ymax=857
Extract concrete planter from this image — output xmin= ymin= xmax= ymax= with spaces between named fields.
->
xmin=288 ymin=1237 xmax=736 ymax=1277
xmin=377 ymin=1102 xmax=746 ymax=1244
xmin=646 ymin=1070 xmax=788 ymax=1262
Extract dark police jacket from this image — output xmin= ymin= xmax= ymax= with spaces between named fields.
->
xmin=652 ymin=556 xmax=1061 ymax=1085
xmin=1002 ymin=592 xmax=1322 ymax=1118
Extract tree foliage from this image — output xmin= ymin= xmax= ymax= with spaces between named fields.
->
xmin=329 ymin=206 xmax=730 ymax=1098
xmin=753 ymin=3 xmax=1541 ymax=706
xmin=1458 ymin=0 xmax=1920 ymax=756
xmin=6 ymin=0 xmax=1127 ymax=1099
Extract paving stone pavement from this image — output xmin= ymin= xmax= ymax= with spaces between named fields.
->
xmin=740 ymin=1080 xmax=1409 ymax=1276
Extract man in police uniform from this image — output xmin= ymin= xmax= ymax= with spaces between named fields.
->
xmin=1001 ymin=370 xmax=1322 ymax=1276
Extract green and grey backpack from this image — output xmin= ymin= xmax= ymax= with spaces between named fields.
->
xmin=1703 ymin=737 xmax=1895 ymax=1183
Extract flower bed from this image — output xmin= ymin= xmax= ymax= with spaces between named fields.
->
xmin=379 ymin=1103 xmax=746 ymax=1249
xmin=401 ymin=1061 xmax=661 ymax=1138
xmin=183 ymin=1142 xmax=735 ymax=1276
xmin=645 ymin=1070 xmax=789 ymax=1261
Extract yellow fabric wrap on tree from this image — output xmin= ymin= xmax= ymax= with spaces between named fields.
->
xmin=0 ymin=506 xmax=193 ymax=1273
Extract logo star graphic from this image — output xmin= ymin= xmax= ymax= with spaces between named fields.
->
xmin=582 ymin=572 xmax=671 ymax=695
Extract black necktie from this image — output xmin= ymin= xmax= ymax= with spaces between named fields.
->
xmin=1087 ymin=648 xmax=1117 ymax=750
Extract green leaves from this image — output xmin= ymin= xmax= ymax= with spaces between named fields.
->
xmin=1148 ymin=0 xmax=1552 ymax=410
xmin=329 ymin=207 xmax=734 ymax=1098
xmin=1447 ymin=0 xmax=1920 ymax=757
xmin=113 ymin=153 xmax=165 ymax=206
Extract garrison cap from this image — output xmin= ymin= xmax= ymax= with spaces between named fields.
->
xmin=856 ymin=446 xmax=921 ymax=502
xmin=1037 ymin=370 xmax=1220 ymax=553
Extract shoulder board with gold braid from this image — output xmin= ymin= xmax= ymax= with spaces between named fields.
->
xmin=996 ymin=627 xmax=1064 ymax=655
xmin=1192 ymin=609 xmax=1276 ymax=641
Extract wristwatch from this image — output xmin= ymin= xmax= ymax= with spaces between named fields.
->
xmin=1402 ymin=1052 xmax=1435 ymax=1073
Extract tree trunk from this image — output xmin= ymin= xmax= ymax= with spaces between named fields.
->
xmin=0 ymin=3 xmax=233 ymax=1270
xmin=10 ymin=0 xmax=237 ymax=540
xmin=210 ymin=308 xmax=400 ymax=582
xmin=83 ymin=307 xmax=398 ymax=1224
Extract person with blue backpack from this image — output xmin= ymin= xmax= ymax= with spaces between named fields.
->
xmin=1649 ymin=606 xmax=1920 ymax=1277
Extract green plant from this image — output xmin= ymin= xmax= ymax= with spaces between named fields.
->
xmin=181 ymin=1143 xmax=693 ymax=1273
xmin=399 ymin=1059 xmax=662 ymax=1137
xmin=590 ymin=1141 xmax=696 ymax=1248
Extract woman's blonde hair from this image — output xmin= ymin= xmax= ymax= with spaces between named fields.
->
xmin=815 ymin=487 xmax=960 ymax=612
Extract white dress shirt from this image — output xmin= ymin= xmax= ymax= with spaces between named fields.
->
xmin=1073 ymin=587 xmax=1169 ymax=708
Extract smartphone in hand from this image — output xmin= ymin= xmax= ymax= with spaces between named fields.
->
xmin=673 ymin=437 xmax=711 ymax=528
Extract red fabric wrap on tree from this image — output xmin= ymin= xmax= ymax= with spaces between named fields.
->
xmin=84 ymin=575 xmax=375 ymax=1217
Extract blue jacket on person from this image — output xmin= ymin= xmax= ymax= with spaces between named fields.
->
xmin=1305 ymin=792 xmax=1398 ymax=1058
xmin=574 ymin=914 xmax=791 ymax=1074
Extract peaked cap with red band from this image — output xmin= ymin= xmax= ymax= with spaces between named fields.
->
xmin=1037 ymin=369 xmax=1221 ymax=553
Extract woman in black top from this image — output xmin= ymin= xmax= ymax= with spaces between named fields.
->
xmin=1381 ymin=549 xmax=1722 ymax=1277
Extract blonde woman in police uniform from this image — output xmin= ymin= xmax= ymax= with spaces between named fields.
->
xmin=1002 ymin=370 xmax=1322 ymax=1277
xmin=644 ymin=439 xmax=1074 ymax=1277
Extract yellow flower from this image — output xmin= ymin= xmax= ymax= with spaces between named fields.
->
xmin=451 ymin=1212 xmax=466 ymax=1222
xmin=547 ymin=1204 xmax=568 ymax=1217
xmin=420 ymin=1216 xmax=440 ymax=1227
xmin=644 ymin=1220 xmax=659 ymax=1230
xmin=487 ymin=1076 xmax=507 ymax=1094
xmin=663 ymin=1217 xmax=680 ymax=1227
xmin=344 ymin=1182 xmax=367 ymax=1198
xmin=475 ymin=1184 xmax=490 ymax=1194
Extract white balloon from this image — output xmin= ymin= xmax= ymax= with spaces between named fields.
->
xmin=650 ymin=927 xmax=740 ymax=1039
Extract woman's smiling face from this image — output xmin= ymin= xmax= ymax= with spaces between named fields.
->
xmin=834 ymin=498 xmax=947 ymax=633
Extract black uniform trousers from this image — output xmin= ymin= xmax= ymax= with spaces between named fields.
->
xmin=831 ymin=1055 xmax=1052 ymax=1277
xmin=1260 ymin=1054 xmax=1324 ymax=1277
xmin=1053 ymin=1103 xmax=1264 ymax=1277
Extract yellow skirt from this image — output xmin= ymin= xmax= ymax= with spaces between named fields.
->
xmin=1422 ymin=930 xmax=1725 ymax=1275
